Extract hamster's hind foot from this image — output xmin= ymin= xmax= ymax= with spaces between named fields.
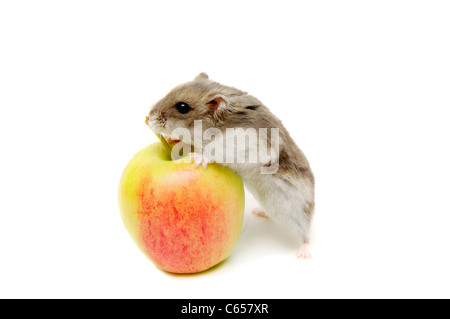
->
xmin=295 ymin=242 xmax=312 ymax=259
xmin=251 ymin=207 xmax=267 ymax=218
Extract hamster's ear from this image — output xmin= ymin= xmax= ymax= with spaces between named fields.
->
xmin=208 ymin=94 xmax=229 ymax=115
xmin=194 ymin=72 xmax=209 ymax=81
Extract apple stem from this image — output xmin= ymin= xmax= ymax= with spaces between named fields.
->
xmin=155 ymin=133 xmax=172 ymax=153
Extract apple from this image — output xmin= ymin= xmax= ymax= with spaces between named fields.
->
xmin=118 ymin=138 xmax=245 ymax=274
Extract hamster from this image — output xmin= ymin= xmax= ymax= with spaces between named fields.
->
xmin=146 ymin=73 xmax=315 ymax=259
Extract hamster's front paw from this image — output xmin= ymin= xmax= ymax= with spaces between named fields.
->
xmin=190 ymin=153 xmax=210 ymax=170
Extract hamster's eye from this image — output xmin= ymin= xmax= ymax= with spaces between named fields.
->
xmin=175 ymin=102 xmax=191 ymax=114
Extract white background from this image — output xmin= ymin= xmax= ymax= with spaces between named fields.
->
xmin=1 ymin=1 xmax=449 ymax=299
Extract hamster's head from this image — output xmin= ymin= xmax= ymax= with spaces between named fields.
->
xmin=146 ymin=73 xmax=231 ymax=142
